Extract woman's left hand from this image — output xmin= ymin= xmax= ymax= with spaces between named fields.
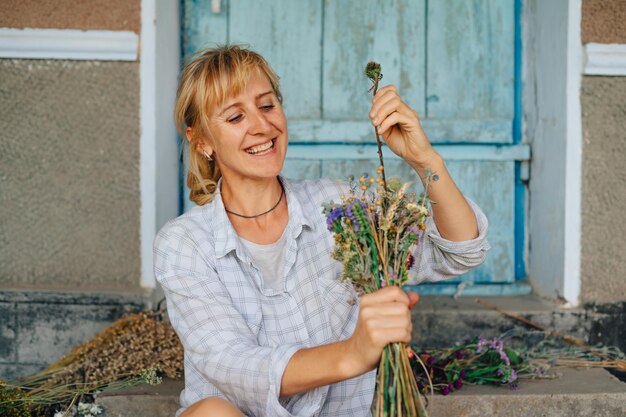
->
xmin=368 ymin=85 xmax=438 ymax=170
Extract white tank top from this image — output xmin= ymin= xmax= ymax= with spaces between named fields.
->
xmin=239 ymin=229 xmax=287 ymax=291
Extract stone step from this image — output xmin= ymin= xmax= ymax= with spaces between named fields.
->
xmin=97 ymin=368 xmax=626 ymax=417
xmin=409 ymin=296 xmax=624 ymax=353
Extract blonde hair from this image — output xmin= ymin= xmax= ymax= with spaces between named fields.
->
xmin=175 ymin=45 xmax=283 ymax=206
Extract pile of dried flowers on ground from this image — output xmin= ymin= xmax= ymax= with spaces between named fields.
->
xmin=1 ymin=308 xmax=624 ymax=416
xmin=0 ymin=310 xmax=183 ymax=417
xmin=409 ymin=329 xmax=626 ymax=398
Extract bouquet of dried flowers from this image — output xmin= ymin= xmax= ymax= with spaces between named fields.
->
xmin=322 ymin=62 xmax=433 ymax=417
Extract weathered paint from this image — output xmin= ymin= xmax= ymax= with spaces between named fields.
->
xmin=323 ymin=0 xmax=426 ymax=118
xmin=183 ymin=0 xmax=228 ymax=56
xmin=286 ymin=143 xmax=530 ymax=161
xmin=404 ymin=281 xmax=531 ymax=296
xmin=229 ymin=0 xmax=323 ymax=119
xmin=288 ymin=118 xmax=512 ymax=143
xmin=427 ymin=0 xmax=514 ymax=122
xmin=513 ymin=0 xmax=526 ymax=280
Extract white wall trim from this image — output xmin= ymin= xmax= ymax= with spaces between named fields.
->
xmin=525 ymin=0 xmax=582 ymax=306
xmin=140 ymin=0 xmax=157 ymax=288
xmin=139 ymin=0 xmax=181 ymax=288
xmin=563 ymin=0 xmax=583 ymax=306
xmin=584 ymin=43 xmax=626 ymax=76
xmin=0 ymin=28 xmax=138 ymax=60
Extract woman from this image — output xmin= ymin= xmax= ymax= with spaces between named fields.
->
xmin=154 ymin=45 xmax=490 ymax=417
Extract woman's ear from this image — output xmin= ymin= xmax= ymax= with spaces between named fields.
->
xmin=185 ymin=127 xmax=194 ymax=143
xmin=187 ymin=127 xmax=214 ymax=156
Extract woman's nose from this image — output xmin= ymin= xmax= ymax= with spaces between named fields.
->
xmin=248 ymin=109 xmax=272 ymax=135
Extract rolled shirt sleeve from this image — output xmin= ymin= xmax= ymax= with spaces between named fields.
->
xmin=407 ymin=197 xmax=491 ymax=284
xmin=154 ymin=230 xmax=305 ymax=417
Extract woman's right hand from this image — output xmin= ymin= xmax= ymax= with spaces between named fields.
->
xmin=344 ymin=286 xmax=419 ymax=376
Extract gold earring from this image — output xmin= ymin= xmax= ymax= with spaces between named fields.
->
xmin=202 ymin=150 xmax=212 ymax=161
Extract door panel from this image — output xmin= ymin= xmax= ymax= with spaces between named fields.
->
xmin=323 ymin=0 xmax=426 ymax=119
xmin=182 ymin=0 xmax=523 ymax=287
xmin=427 ymin=0 xmax=514 ymax=125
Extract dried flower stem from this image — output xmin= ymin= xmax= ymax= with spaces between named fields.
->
xmin=476 ymin=298 xmax=619 ymax=365
xmin=365 ymin=61 xmax=387 ymax=190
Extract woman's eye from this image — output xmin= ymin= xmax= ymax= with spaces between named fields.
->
xmin=227 ymin=114 xmax=242 ymax=123
xmin=261 ymin=104 xmax=275 ymax=111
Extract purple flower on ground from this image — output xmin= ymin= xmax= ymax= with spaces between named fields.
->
xmin=441 ymin=385 xmax=450 ymax=395
xmin=498 ymin=350 xmax=511 ymax=366
xmin=510 ymin=383 xmax=520 ymax=391
xmin=455 ymin=350 xmax=464 ymax=360
xmin=489 ymin=337 xmax=503 ymax=352
xmin=476 ymin=336 xmax=488 ymax=353
xmin=459 ymin=370 xmax=467 ymax=380
xmin=509 ymin=369 xmax=518 ymax=382
xmin=453 ymin=379 xmax=463 ymax=390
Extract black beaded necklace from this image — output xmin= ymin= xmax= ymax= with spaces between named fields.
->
xmin=223 ymin=179 xmax=285 ymax=219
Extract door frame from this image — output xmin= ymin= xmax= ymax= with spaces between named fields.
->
xmin=141 ymin=0 xmax=584 ymax=306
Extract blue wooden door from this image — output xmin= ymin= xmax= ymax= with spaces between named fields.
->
xmin=181 ymin=0 xmax=529 ymax=295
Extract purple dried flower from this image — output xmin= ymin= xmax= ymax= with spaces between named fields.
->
xmin=426 ymin=356 xmax=436 ymax=367
xmin=486 ymin=337 xmax=510 ymax=366
xmin=455 ymin=350 xmax=464 ymax=360
xmin=459 ymin=370 xmax=467 ymax=380
xmin=406 ymin=254 xmax=415 ymax=270
xmin=509 ymin=369 xmax=518 ymax=382
xmin=499 ymin=350 xmax=511 ymax=366
xmin=407 ymin=225 xmax=421 ymax=237
xmin=345 ymin=204 xmax=357 ymax=227
xmin=326 ymin=207 xmax=343 ymax=230
xmin=476 ymin=336 xmax=488 ymax=353
xmin=489 ymin=337 xmax=503 ymax=351
xmin=510 ymin=383 xmax=520 ymax=391
xmin=453 ymin=379 xmax=463 ymax=390
xmin=441 ymin=385 xmax=450 ymax=396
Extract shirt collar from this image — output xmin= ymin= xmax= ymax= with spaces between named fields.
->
xmin=210 ymin=176 xmax=316 ymax=260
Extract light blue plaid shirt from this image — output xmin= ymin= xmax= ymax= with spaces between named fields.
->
xmin=154 ymin=177 xmax=490 ymax=417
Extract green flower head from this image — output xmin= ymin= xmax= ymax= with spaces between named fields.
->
xmin=365 ymin=61 xmax=382 ymax=82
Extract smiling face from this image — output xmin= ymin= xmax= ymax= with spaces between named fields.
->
xmin=200 ymin=68 xmax=288 ymax=184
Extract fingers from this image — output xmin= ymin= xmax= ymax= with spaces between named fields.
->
xmin=361 ymin=301 xmax=411 ymax=318
xmin=368 ymin=326 xmax=413 ymax=345
xmin=369 ymin=91 xmax=402 ymax=125
xmin=361 ymin=312 xmax=413 ymax=344
xmin=369 ymin=86 xmax=417 ymax=131
xmin=377 ymin=110 xmax=418 ymax=136
xmin=408 ymin=291 xmax=420 ymax=309
xmin=362 ymin=286 xmax=410 ymax=305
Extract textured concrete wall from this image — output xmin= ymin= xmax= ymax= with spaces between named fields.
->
xmin=0 ymin=291 xmax=148 ymax=380
xmin=0 ymin=0 xmax=140 ymax=32
xmin=581 ymin=76 xmax=626 ymax=304
xmin=582 ymin=0 xmax=626 ymax=44
xmin=0 ymin=59 xmax=141 ymax=291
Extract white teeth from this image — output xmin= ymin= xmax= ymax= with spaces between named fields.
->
xmin=246 ymin=140 xmax=274 ymax=154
